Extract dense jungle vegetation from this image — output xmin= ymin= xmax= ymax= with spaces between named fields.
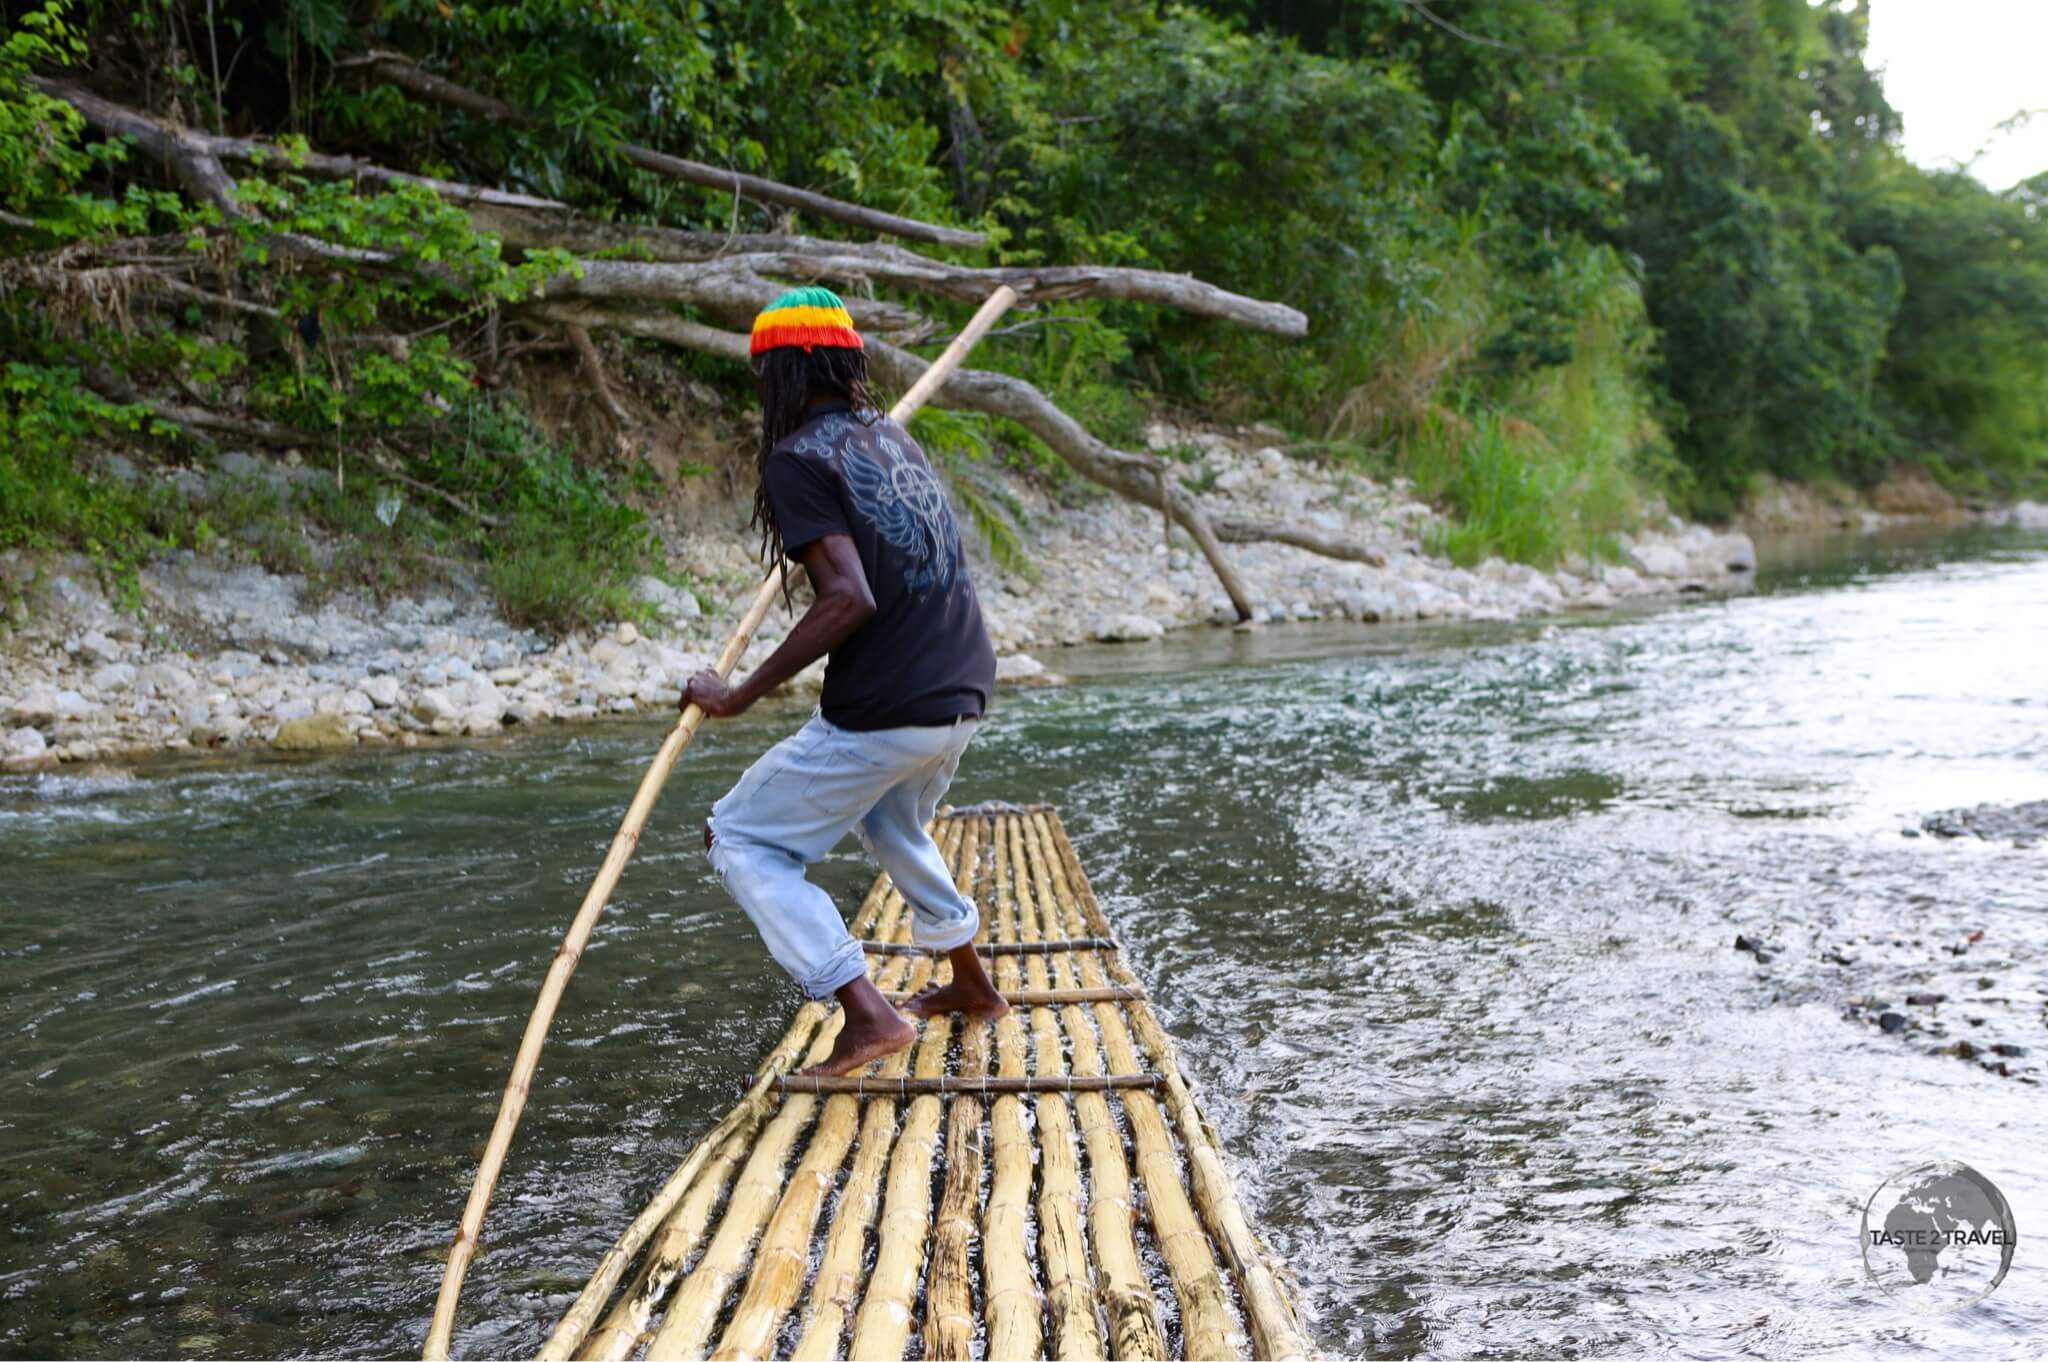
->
xmin=3 ymin=0 xmax=2044 ymax=626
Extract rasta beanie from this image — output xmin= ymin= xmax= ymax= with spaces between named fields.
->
xmin=749 ymin=285 xmax=864 ymax=356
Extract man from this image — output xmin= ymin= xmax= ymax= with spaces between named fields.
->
xmin=682 ymin=286 xmax=1008 ymax=1078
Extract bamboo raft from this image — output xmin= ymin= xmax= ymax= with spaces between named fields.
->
xmin=532 ymin=804 xmax=1310 ymax=1362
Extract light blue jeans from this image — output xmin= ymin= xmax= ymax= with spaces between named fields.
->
xmin=706 ymin=712 xmax=980 ymax=998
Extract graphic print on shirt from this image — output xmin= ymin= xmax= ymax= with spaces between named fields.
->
xmin=795 ymin=417 xmax=962 ymax=593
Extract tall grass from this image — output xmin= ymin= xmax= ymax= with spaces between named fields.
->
xmin=1392 ymin=244 xmax=1663 ymax=567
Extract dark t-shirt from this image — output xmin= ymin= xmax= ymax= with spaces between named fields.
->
xmin=762 ymin=406 xmax=996 ymax=730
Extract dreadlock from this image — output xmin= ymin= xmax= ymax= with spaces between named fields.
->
xmin=751 ymin=344 xmax=881 ymax=603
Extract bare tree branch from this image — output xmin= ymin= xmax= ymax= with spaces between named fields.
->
xmin=344 ymin=50 xmax=988 ymax=249
xmin=562 ymin=322 xmax=631 ymax=442
xmin=478 ymin=209 xmax=1307 ymax=336
xmin=1212 ymin=516 xmax=1387 ymax=566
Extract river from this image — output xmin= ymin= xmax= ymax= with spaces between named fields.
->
xmin=4 ymin=525 xmax=2045 ymax=1359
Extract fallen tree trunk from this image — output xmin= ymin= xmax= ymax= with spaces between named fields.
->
xmin=342 ymin=51 xmax=986 ymax=249
xmin=527 ymin=301 xmax=1265 ymax=619
xmin=34 ymin=79 xmax=564 ymax=214
xmin=537 ymin=258 xmax=930 ymax=336
xmin=532 ymin=250 xmax=1305 ymax=338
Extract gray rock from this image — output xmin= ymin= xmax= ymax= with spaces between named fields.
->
xmin=136 ymin=662 xmax=198 ymax=698
xmin=478 ymin=641 xmax=519 ymax=671
xmin=1628 ymin=542 xmax=1690 ymax=578
xmin=79 ymin=631 xmax=124 ymax=664
xmin=51 ymin=689 xmax=93 ymax=720
xmin=90 ymin=663 xmax=137 ymax=693
xmin=93 ymin=453 xmax=140 ymax=484
xmin=272 ymin=697 xmax=315 ymax=723
xmin=412 ymin=688 xmax=459 ymax=722
xmin=631 ymin=575 xmax=702 ymax=621
xmin=1092 ymin=612 xmax=1166 ymax=643
xmin=4 ymin=726 xmax=46 ymax=758
xmin=211 ymin=650 xmax=261 ymax=680
xmin=360 ymin=676 xmax=401 ymax=708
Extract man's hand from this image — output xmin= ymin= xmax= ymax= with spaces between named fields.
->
xmin=682 ymin=669 xmax=749 ymax=719
xmin=680 ymin=536 xmax=873 ymax=721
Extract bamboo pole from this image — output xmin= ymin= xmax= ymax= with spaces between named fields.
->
xmin=890 ymin=291 xmax=1019 ymax=417
xmin=924 ymin=812 xmax=993 ymax=1360
xmin=840 ymin=1007 xmax=955 ymax=1360
xmin=423 ymin=288 xmax=1018 ymax=1359
xmin=785 ymin=824 xmax=964 ymax=1361
xmin=779 ymin=961 xmax=924 ymax=1362
xmin=1004 ymin=815 xmax=1102 ymax=1362
xmin=1015 ymin=818 xmax=1164 ymax=1361
xmin=1027 ymin=815 xmax=1243 ymax=1361
xmin=423 ymin=575 xmax=785 ymax=1360
xmin=983 ymin=819 xmax=1045 ymax=1362
xmin=709 ymin=819 xmax=969 ymax=1362
xmin=846 ymin=816 xmax=981 ymax=1360
xmin=1046 ymin=816 xmax=1311 ymax=1362
xmin=922 ymin=966 xmax=987 ymax=1360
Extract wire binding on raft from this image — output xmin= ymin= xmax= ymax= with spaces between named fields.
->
xmin=860 ymin=936 xmax=1121 ymax=956
xmin=776 ymin=1072 xmax=1165 ymax=1096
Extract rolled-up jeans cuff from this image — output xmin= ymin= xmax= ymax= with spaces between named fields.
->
xmin=911 ymin=904 xmax=980 ymax=953
xmin=800 ymin=938 xmax=870 ymax=1000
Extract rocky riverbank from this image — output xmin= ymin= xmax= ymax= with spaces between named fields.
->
xmin=5 ymin=423 xmax=2037 ymax=770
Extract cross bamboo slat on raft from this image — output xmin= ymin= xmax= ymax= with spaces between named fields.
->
xmin=536 ymin=807 xmax=1310 ymax=1362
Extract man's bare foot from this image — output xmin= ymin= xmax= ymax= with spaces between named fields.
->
xmin=900 ymin=943 xmax=1009 ymax=1020
xmin=799 ymin=975 xmax=915 ymax=1078
xmin=800 ymin=1012 xmax=915 ymax=1077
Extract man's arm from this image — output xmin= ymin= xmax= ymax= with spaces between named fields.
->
xmin=682 ymin=534 xmax=875 ymax=718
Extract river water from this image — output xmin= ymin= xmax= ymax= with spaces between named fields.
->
xmin=4 ymin=526 xmax=2045 ymax=1359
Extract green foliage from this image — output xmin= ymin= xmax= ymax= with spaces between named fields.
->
xmin=420 ymin=401 xmax=663 ymax=633
xmin=7 ymin=0 xmax=2048 ymax=607
xmin=1401 ymin=406 xmax=1634 ymax=570
xmin=908 ymin=407 xmax=1033 ymax=575
xmin=0 ymin=363 xmax=170 ymax=601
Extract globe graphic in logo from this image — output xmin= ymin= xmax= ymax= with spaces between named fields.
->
xmin=1861 ymin=1161 xmax=2018 ymax=1313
